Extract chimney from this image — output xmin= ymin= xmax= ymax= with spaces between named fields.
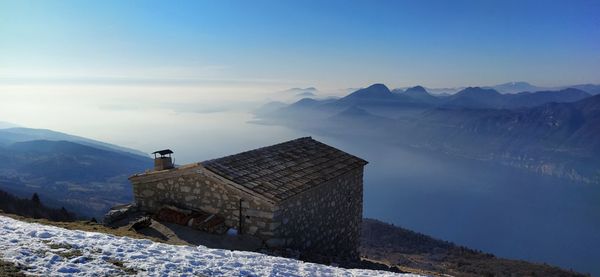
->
xmin=152 ymin=149 xmax=174 ymax=171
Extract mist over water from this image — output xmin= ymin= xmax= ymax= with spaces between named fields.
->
xmin=1 ymin=90 xmax=599 ymax=275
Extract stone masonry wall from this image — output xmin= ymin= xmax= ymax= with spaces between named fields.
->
xmin=130 ymin=164 xmax=277 ymax=238
xmin=271 ymin=167 xmax=364 ymax=259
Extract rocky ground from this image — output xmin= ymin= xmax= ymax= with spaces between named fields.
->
xmin=0 ymin=259 xmax=26 ymax=277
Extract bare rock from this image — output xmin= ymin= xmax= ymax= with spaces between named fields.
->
xmin=129 ymin=216 xmax=152 ymax=231
xmin=103 ymin=203 xmax=138 ymax=226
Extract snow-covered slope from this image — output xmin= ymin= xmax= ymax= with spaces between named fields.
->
xmin=0 ymin=216 xmax=418 ymax=276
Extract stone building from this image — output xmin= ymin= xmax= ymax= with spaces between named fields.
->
xmin=129 ymin=137 xmax=368 ymax=259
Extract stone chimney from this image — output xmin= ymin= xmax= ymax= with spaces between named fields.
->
xmin=152 ymin=149 xmax=174 ymax=171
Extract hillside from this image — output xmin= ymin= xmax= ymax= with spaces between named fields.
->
xmin=411 ymin=95 xmax=600 ymax=183
xmin=0 ymin=138 xmax=151 ymax=218
xmin=0 ymin=215 xmax=410 ymax=276
xmin=361 ymin=219 xmax=586 ymax=277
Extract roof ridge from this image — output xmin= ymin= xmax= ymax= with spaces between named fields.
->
xmin=201 ymin=137 xmax=367 ymax=202
xmin=202 ymin=136 xmax=313 ymax=164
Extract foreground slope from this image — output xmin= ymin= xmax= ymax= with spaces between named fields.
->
xmin=0 ymin=215 xmax=414 ymax=276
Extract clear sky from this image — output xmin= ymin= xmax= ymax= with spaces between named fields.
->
xmin=1 ymin=0 xmax=600 ymax=90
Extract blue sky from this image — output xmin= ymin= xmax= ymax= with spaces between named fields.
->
xmin=1 ymin=0 xmax=599 ymax=89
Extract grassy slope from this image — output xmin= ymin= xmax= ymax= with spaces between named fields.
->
xmin=361 ymin=218 xmax=588 ymax=277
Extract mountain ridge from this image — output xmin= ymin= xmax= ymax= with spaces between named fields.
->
xmin=255 ymin=84 xmax=600 ymax=184
xmin=0 ymin=127 xmax=149 ymax=158
xmin=0 ymin=134 xmax=152 ymax=218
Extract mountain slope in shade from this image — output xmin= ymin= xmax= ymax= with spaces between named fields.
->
xmin=443 ymin=87 xmax=591 ymax=109
xmin=0 ymin=138 xmax=152 ymax=218
xmin=341 ymin=83 xmax=395 ymax=101
xmin=503 ymin=88 xmax=591 ymax=109
xmin=0 ymin=127 xmax=148 ymax=158
xmin=444 ymin=87 xmax=505 ymax=108
xmin=413 ymin=94 xmax=600 ymax=183
xmin=2 ymin=140 xmax=150 ymax=182
xmin=567 ymin=84 xmax=600 ymax=95
xmin=401 ymin=86 xmax=439 ymax=104
xmin=288 ymin=97 xmax=323 ymax=109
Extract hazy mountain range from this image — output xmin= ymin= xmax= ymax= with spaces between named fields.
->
xmin=257 ymin=83 xmax=600 ymax=184
xmin=0 ymin=127 xmax=147 ymax=157
xmin=268 ymin=87 xmax=321 ymax=102
xmin=0 ymin=127 xmax=151 ymax=217
xmin=393 ymin=81 xmax=600 ymax=95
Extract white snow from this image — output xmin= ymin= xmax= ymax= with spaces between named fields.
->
xmin=0 ymin=215 xmax=420 ymax=276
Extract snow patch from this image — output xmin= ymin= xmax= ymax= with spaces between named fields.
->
xmin=0 ymin=215 xmax=419 ymax=276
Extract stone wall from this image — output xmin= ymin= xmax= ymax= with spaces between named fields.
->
xmin=130 ymin=163 xmax=365 ymax=259
xmin=271 ymin=167 xmax=364 ymax=259
xmin=129 ymin=164 xmax=277 ymax=237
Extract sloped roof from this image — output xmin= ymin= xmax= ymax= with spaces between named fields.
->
xmin=202 ymin=137 xmax=367 ymax=202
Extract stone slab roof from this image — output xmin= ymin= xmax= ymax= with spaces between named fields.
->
xmin=201 ymin=137 xmax=367 ymax=202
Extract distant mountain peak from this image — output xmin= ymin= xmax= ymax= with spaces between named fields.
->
xmin=502 ymin=81 xmax=531 ymax=86
xmin=565 ymin=84 xmax=600 ymax=95
xmin=458 ymin=87 xmax=500 ymax=94
xmin=488 ymin=81 xmax=544 ymax=94
xmin=559 ymin=87 xmax=587 ymax=94
xmin=296 ymin=91 xmax=316 ymax=97
xmin=404 ymin=85 xmax=428 ymax=94
xmin=343 ymin=84 xmax=392 ymax=99
xmin=289 ymin=97 xmax=318 ymax=106
xmin=458 ymin=87 xmax=501 ymax=95
xmin=285 ymin=87 xmax=318 ymax=92
xmin=366 ymin=83 xmax=390 ymax=90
